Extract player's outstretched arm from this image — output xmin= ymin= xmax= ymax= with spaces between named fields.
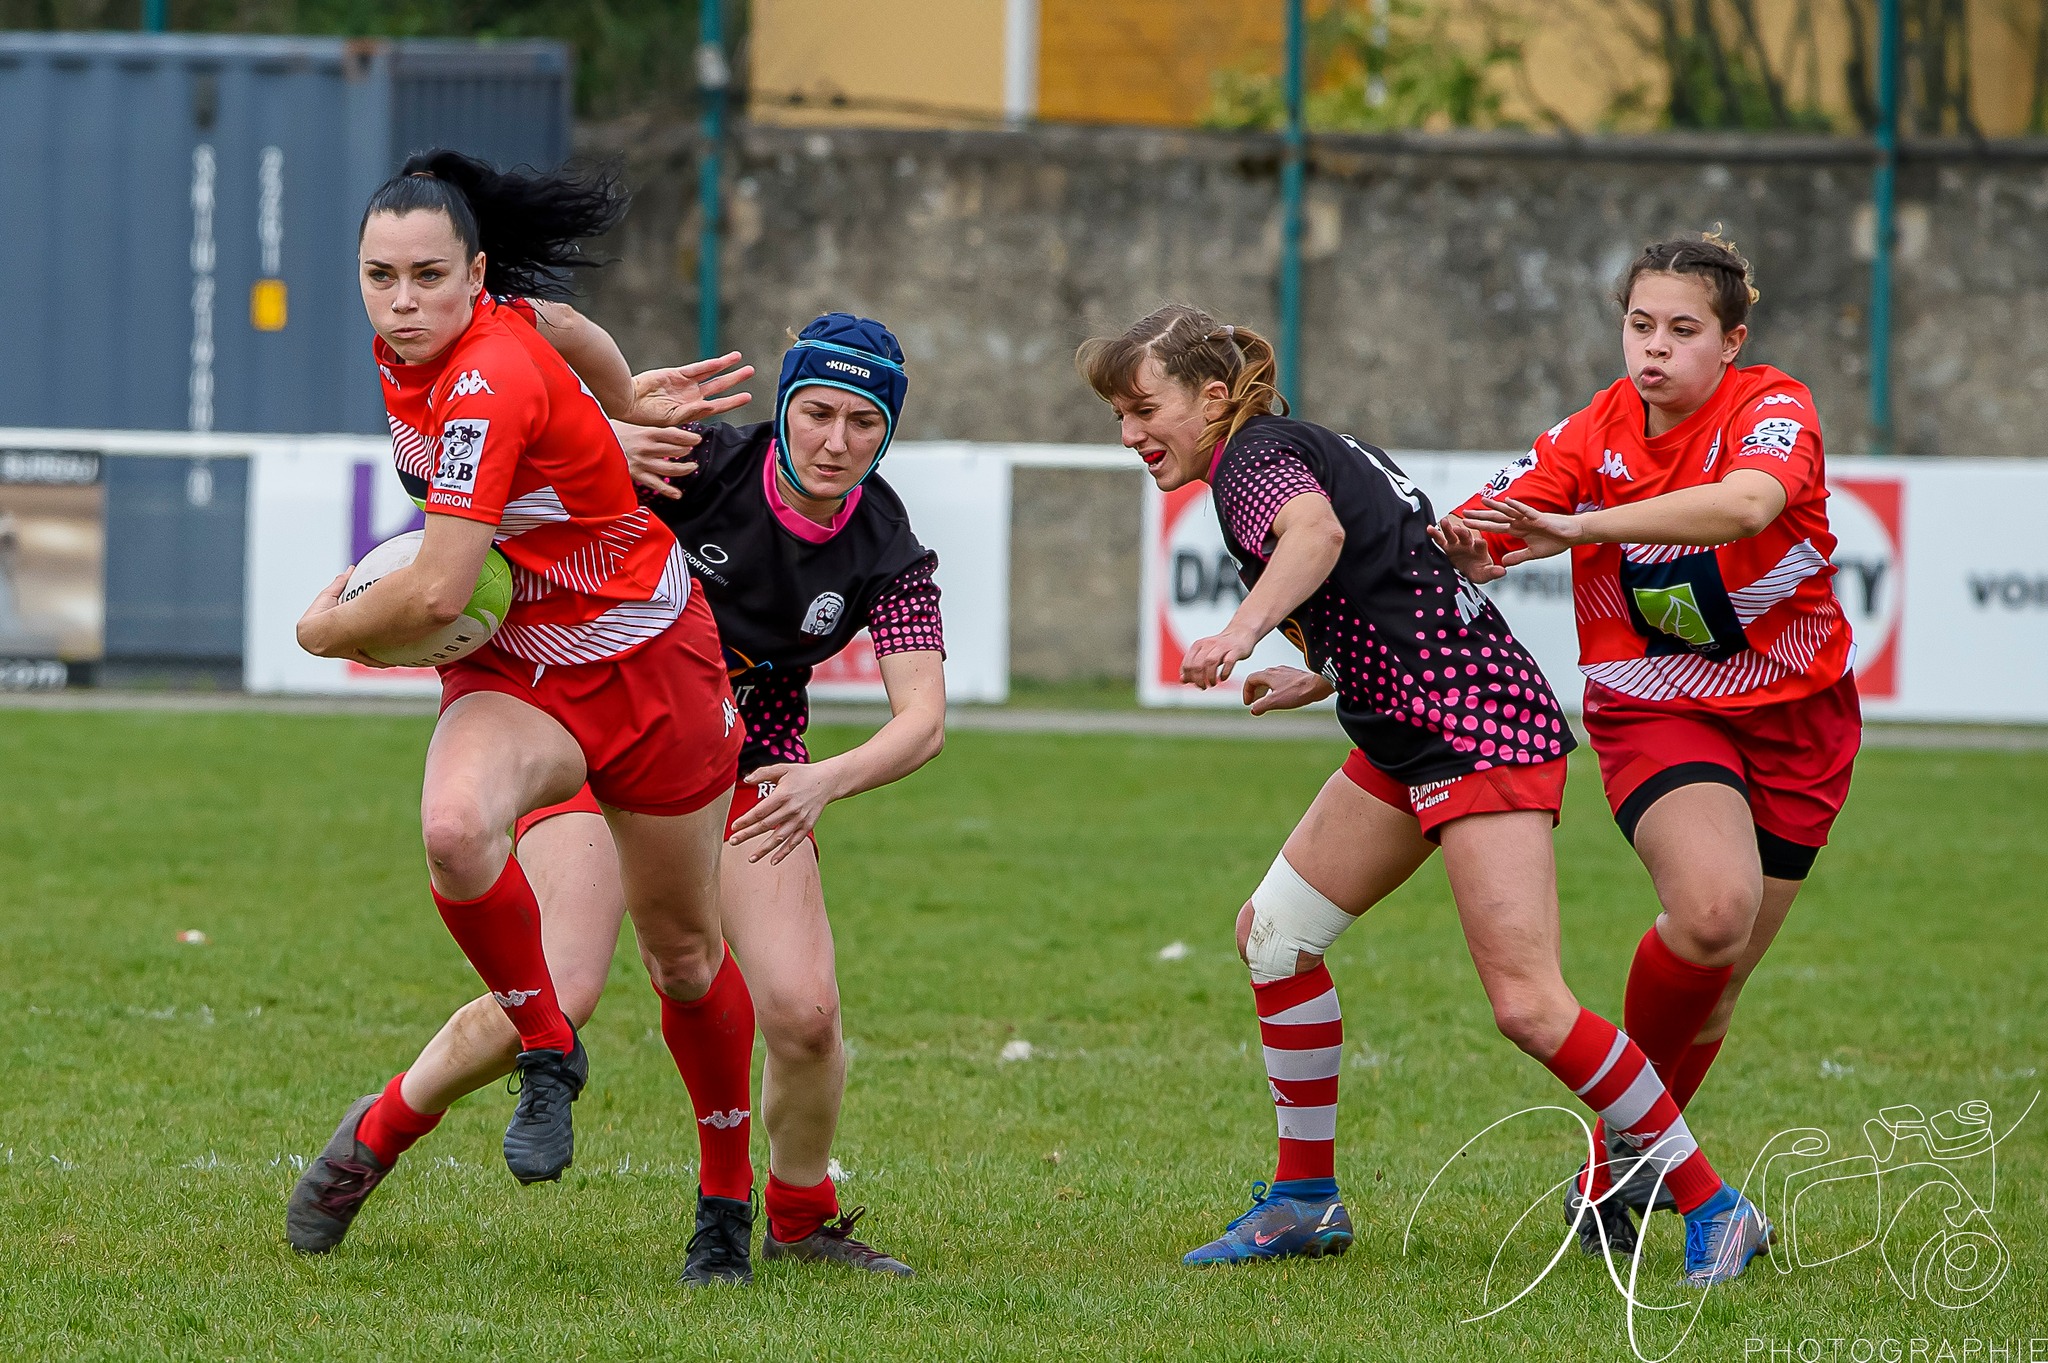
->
xmin=1182 ymin=492 xmax=1343 ymax=690
xmin=1464 ymin=468 xmax=1786 ymax=561
xmin=1242 ymin=664 xmax=1335 ymax=714
xmin=727 ymin=649 xmax=946 ymax=865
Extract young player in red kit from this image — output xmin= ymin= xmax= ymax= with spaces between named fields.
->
xmin=1079 ymin=304 xmax=1771 ymax=1286
xmin=1436 ymin=234 xmax=1859 ymax=1255
xmin=287 ymin=152 xmax=742 ymax=1258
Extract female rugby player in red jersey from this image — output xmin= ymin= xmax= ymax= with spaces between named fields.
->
xmin=1435 ymin=234 xmax=1858 ymax=1255
xmin=286 ymin=152 xmax=743 ymax=1258
xmin=1078 ymin=305 xmax=1769 ymax=1285
xmin=289 ymin=310 xmax=945 ymax=1287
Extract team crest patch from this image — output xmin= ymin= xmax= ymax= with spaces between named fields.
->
xmin=435 ymin=419 xmax=488 ymax=494
xmin=1482 ymin=449 xmax=1538 ymax=497
xmin=1743 ymin=416 xmax=1802 ymax=459
xmin=801 ymin=591 xmax=847 ymax=636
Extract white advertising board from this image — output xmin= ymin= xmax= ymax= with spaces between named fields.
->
xmin=1139 ymin=449 xmax=2048 ymax=723
xmin=244 ymin=439 xmax=1012 ymax=702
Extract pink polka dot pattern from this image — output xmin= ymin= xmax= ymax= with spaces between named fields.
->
xmin=1213 ymin=429 xmax=1574 ymax=781
xmin=867 ymin=552 xmax=946 ymax=658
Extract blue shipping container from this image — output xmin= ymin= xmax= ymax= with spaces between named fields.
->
xmin=0 ymin=33 xmax=571 ymax=437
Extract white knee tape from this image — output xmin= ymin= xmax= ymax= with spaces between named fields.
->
xmin=1244 ymin=854 xmax=1358 ymax=983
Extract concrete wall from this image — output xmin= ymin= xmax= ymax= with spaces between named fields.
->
xmin=577 ymin=119 xmax=2048 ymax=681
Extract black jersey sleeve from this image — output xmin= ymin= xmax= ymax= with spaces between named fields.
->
xmin=1212 ymin=444 xmax=1330 ymax=561
xmin=864 ymin=551 xmax=945 ymax=657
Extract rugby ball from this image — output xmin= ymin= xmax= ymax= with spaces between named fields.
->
xmin=340 ymin=530 xmax=513 ymax=668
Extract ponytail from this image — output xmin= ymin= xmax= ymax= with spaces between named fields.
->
xmin=359 ymin=149 xmax=629 ymax=299
xmin=1077 ymin=304 xmax=1286 ymax=451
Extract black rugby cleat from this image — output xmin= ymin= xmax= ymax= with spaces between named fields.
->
xmin=762 ymin=1206 xmax=914 ymax=1277
xmin=680 ymin=1189 xmax=755 ymax=1287
xmin=504 ymin=1031 xmax=588 ymax=1184
xmin=1564 ymin=1164 xmax=1640 ymax=1259
xmin=286 ymin=1094 xmax=391 ymax=1254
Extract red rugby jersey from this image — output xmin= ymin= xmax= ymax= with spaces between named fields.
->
xmin=1456 ymin=363 xmax=1850 ymax=708
xmin=375 ymin=295 xmax=688 ymax=666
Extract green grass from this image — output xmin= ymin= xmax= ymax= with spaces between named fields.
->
xmin=0 ymin=711 xmax=2042 ymax=1361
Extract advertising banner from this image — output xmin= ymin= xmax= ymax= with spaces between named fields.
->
xmin=244 ymin=440 xmax=1012 ymax=703
xmin=1138 ymin=451 xmax=2048 ymax=722
xmin=0 ymin=446 xmax=106 ymax=690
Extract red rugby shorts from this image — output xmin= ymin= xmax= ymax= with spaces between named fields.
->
xmin=1340 ymin=750 xmax=1568 ymax=841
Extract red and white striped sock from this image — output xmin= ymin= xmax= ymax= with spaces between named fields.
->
xmin=1253 ymin=964 xmax=1342 ymax=1183
xmin=1545 ymin=1008 xmax=1721 ymax=1214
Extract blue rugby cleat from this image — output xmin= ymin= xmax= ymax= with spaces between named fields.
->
xmin=1682 ymin=1185 xmax=1773 ymax=1287
xmin=1183 ymin=1179 xmax=1354 ymax=1266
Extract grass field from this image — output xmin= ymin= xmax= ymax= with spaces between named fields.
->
xmin=0 ymin=709 xmax=2042 ymax=1362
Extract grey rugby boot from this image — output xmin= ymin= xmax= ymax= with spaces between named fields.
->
xmin=1564 ymin=1164 xmax=1640 ymax=1258
xmin=761 ymin=1206 xmax=914 ymax=1277
xmin=1608 ymin=1129 xmax=1681 ymax=1216
xmin=680 ymin=1189 xmax=755 ymax=1287
xmin=286 ymin=1094 xmax=390 ymax=1254
xmin=504 ymin=1031 xmax=588 ymax=1184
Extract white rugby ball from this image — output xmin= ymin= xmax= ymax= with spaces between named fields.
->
xmin=340 ymin=530 xmax=514 ymax=668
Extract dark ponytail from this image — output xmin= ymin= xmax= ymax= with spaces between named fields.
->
xmin=358 ymin=149 xmax=630 ymax=299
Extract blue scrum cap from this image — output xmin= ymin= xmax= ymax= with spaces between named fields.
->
xmin=774 ymin=312 xmax=908 ymax=495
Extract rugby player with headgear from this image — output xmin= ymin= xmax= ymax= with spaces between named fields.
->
xmin=1434 ymin=233 xmax=1858 ymax=1257
xmin=288 ymin=309 xmax=944 ymax=1288
xmin=1077 ymin=304 xmax=1772 ymax=1286
xmin=288 ymin=150 xmax=744 ymax=1263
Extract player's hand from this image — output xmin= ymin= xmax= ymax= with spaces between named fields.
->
xmin=727 ymin=763 xmax=836 ymax=865
xmin=626 ymin=353 xmax=755 ymax=429
xmin=1181 ymin=628 xmax=1257 ymax=690
xmin=295 ymin=570 xmax=388 ymax=666
xmin=1462 ymin=496 xmax=1584 ymax=564
xmin=1242 ymin=665 xmax=1334 ymax=714
xmin=613 ymin=420 xmax=700 ymax=499
xmin=1426 ymin=514 xmax=1506 ymax=583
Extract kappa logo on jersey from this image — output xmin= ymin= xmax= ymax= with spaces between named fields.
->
xmin=434 ymin=419 xmax=488 ymax=494
xmin=1742 ymin=416 xmax=1802 ymax=460
xmin=1483 ymin=450 xmax=1539 ymax=498
xmin=379 ymin=363 xmax=399 ymax=390
xmin=1756 ymin=393 xmax=1804 ymax=410
xmin=801 ymin=591 xmax=847 ymax=636
xmin=698 ymin=1108 xmax=750 ymax=1130
xmin=1598 ymin=448 xmax=1635 ymax=482
xmin=450 ymin=369 xmax=495 ymax=398
xmin=1546 ymin=416 xmax=1570 ymax=441
xmin=491 ymin=988 xmax=541 ymax=1008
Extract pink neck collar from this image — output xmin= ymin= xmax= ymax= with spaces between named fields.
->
xmin=763 ymin=441 xmax=862 ymax=542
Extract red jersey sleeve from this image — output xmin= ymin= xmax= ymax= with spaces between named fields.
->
xmin=1452 ymin=417 xmax=1590 ymax=562
xmin=1724 ymin=386 xmax=1822 ymax=501
xmin=427 ymin=341 xmax=547 ymax=526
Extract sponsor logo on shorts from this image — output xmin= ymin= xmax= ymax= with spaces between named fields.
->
xmin=434 ymin=418 xmax=488 ymax=494
xmin=491 ymin=988 xmax=541 ymax=1008
xmin=722 ymin=697 xmax=738 ymax=736
xmin=1409 ymin=777 xmax=1458 ymax=812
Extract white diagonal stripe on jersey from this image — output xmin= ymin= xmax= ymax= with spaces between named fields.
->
xmin=1574 ymin=1031 xmax=1630 ymax=1097
xmin=1266 ymin=989 xmax=1342 ymax=1026
xmin=490 ymin=542 xmax=691 ymax=667
xmin=1728 ymin=538 xmax=1828 ymax=623
xmin=1599 ymin=1061 xmax=1669 ymax=1133
xmin=1263 ymin=1044 xmax=1343 ymax=1081
xmin=497 ymin=485 xmax=571 ymax=536
xmin=387 ymin=416 xmax=434 ymax=480
xmin=1276 ymin=1104 xmax=1338 ymax=1143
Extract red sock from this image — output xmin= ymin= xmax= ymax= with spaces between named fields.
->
xmin=1254 ymin=963 xmax=1342 ymax=1183
xmin=657 ymin=947 xmax=756 ymax=1201
xmin=431 ymin=858 xmax=574 ymax=1055
xmin=1545 ymin=1008 xmax=1721 ymax=1214
xmin=766 ymin=1170 xmax=840 ymax=1245
xmin=1623 ymin=927 xmax=1733 ymax=1084
xmin=355 ymin=1070 xmax=444 ymax=1167
xmin=1667 ymin=1037 xmax=1725 ymax=1109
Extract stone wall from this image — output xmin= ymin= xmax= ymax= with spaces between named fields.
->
xmin=577 ymin=119 xmax=2048 ymax=681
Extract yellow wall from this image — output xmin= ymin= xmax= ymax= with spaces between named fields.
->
xmin=747 ymin=0 xmax=2044 ymax=136
xmin=749 ymin=0 xmax=1011 ymax=127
